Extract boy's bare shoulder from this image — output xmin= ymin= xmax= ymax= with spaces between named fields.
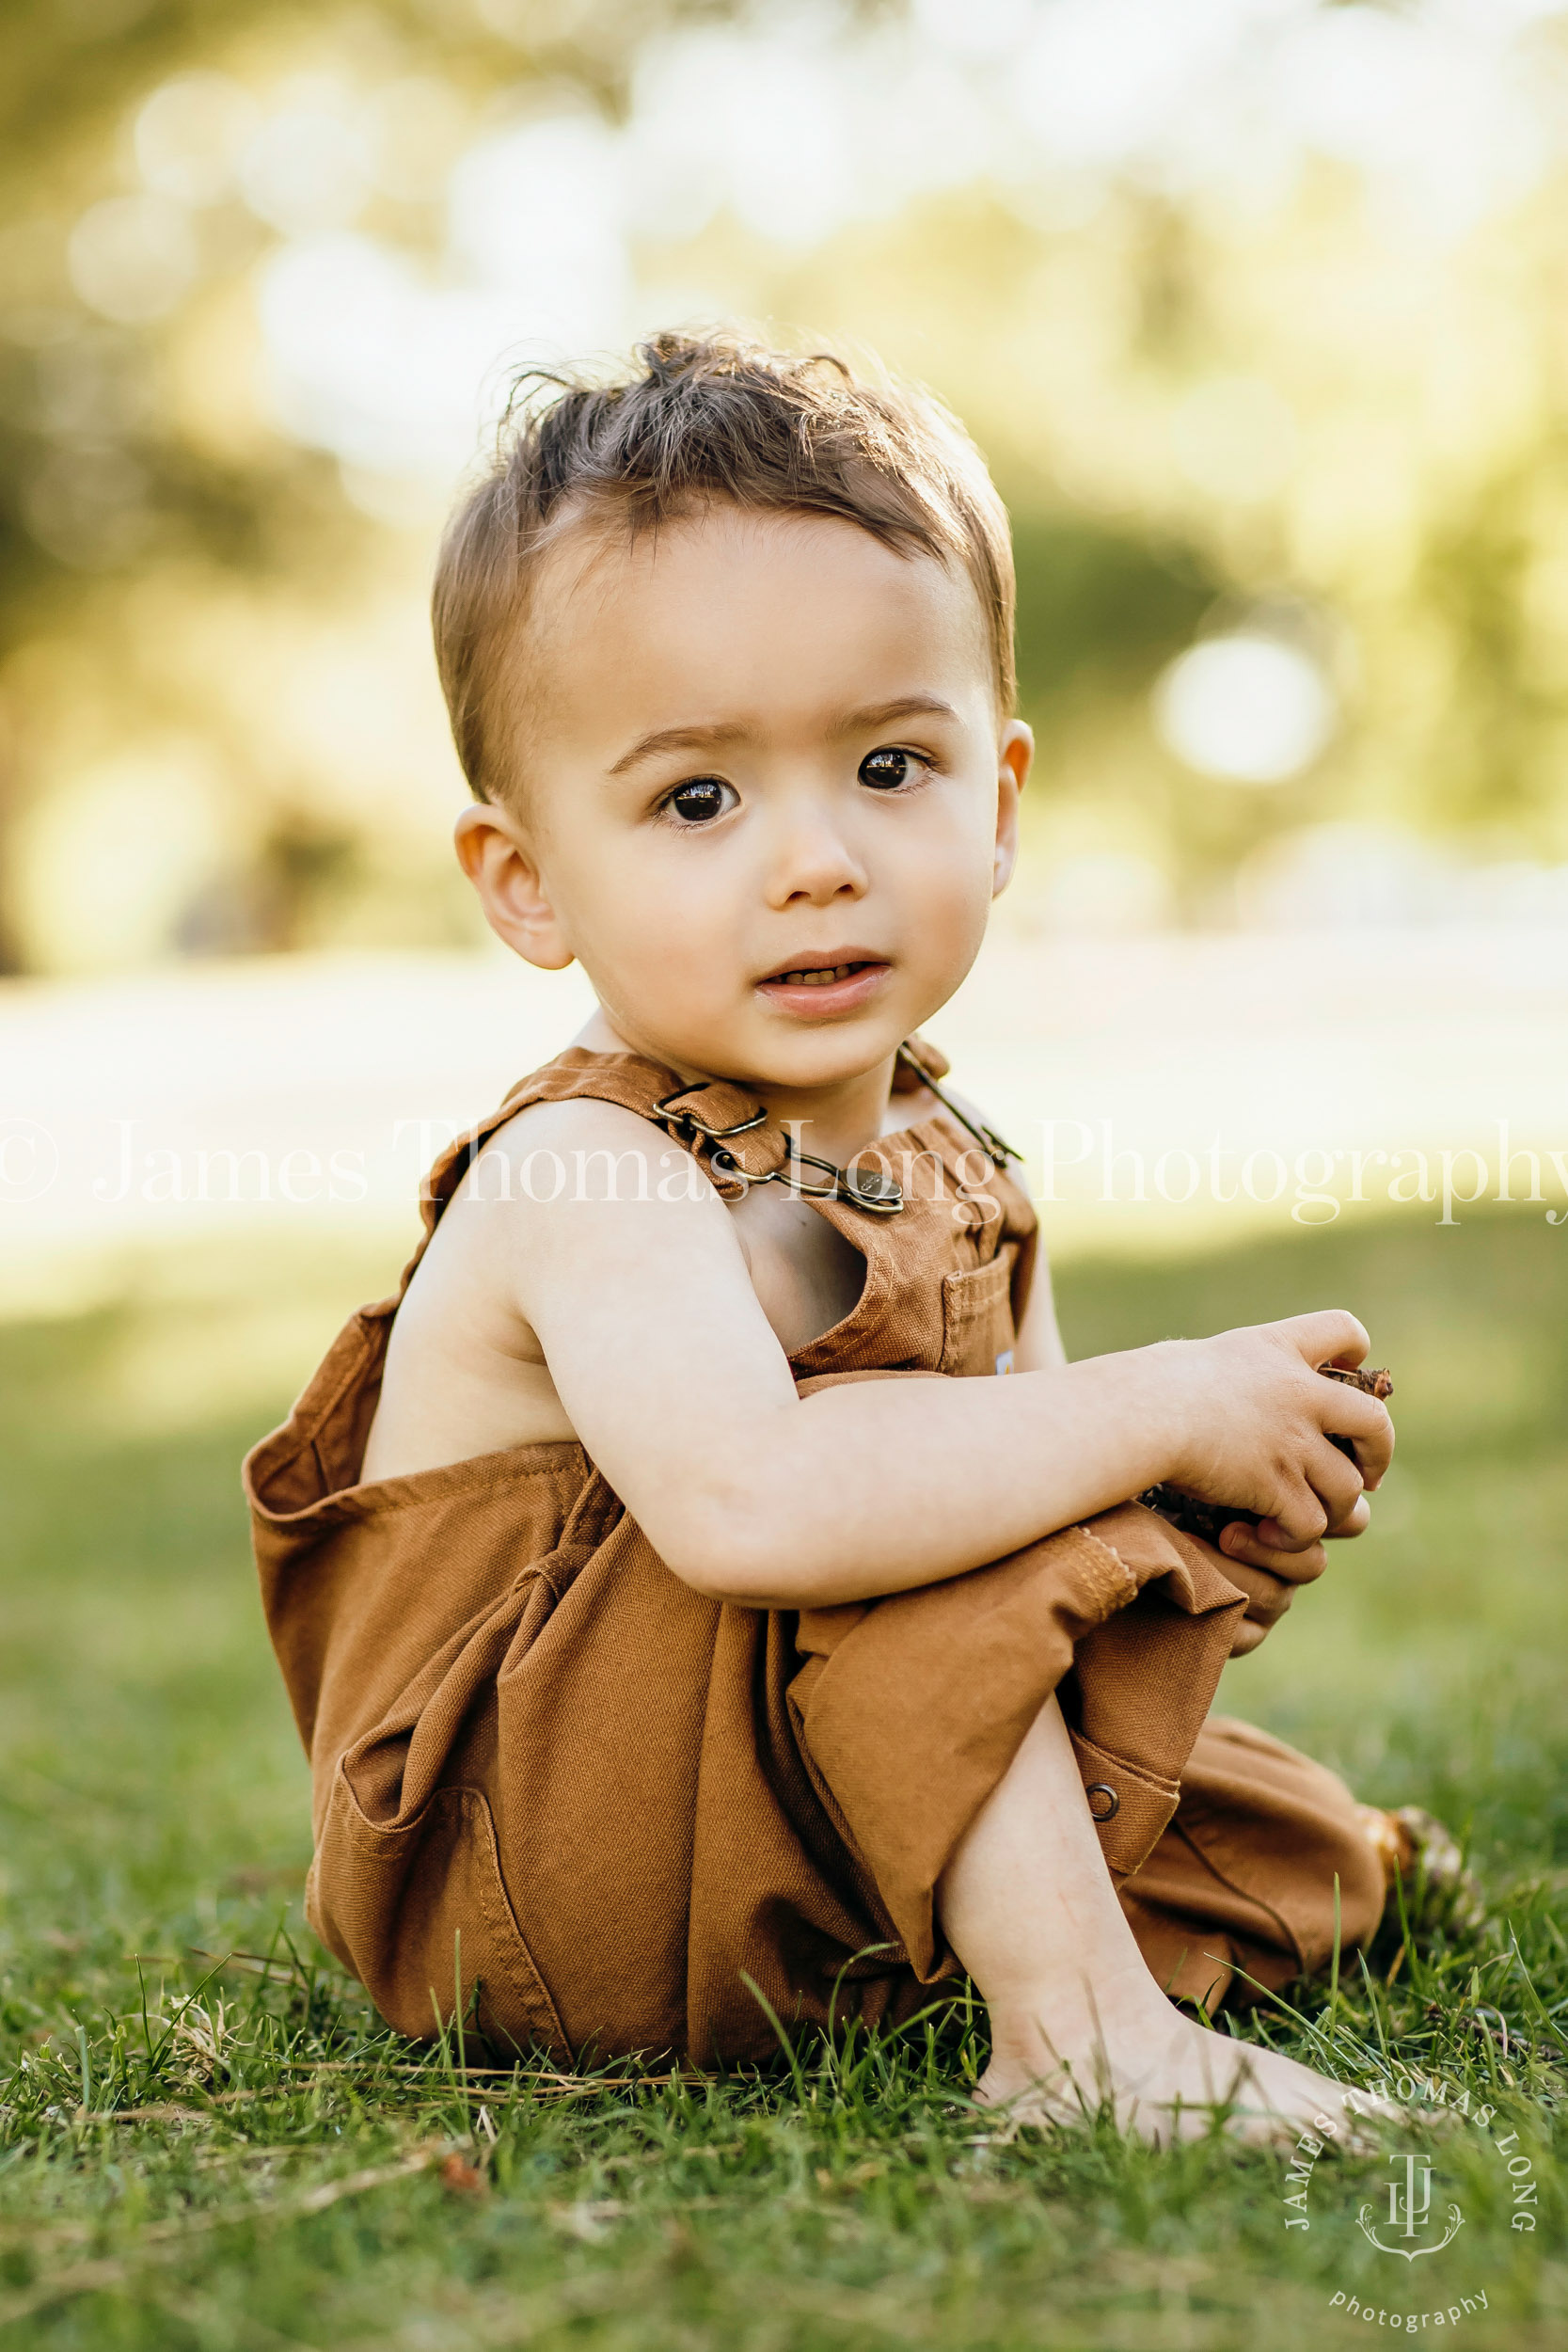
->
xmin=486 ymin=1091 xmax=680 ymax=1165
xmin=448 ymin=1092 xmax=723 ymax=1226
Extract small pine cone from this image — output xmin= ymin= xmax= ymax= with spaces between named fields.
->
xmin=1321 ymin=1364 xmax=1394 ymax=1401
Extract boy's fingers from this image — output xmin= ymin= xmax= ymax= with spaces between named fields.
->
xmin=1319 ymin=1382 xmax=1388 ymax=1430
xmin=1243 ymin=1583 xmax=1292 ymax=1627
xmin=1307 ymin=1442 xmax=1364 ymax=1530
xmin=1324 ymin=1495 xmax=1371 ymax=1539
xmin=1257 ymin=1481 xmax=1328 ymax=1548
xmin=1219 ymin=1524 xmax=1328 ymax=1584
xmin=1340 ymin=1412 xmax=1394 ymax=1488
xmin=1307 ymin=1391 xmax=1390 ymax=1491
xmin=1212 ymin=1553 xmax=1294 ymax=1624
xmin=1313 ymin=1368 xmax=1395 ymax=1485
xmin=1288 ymin=1310 xmax=1370 ymax=1369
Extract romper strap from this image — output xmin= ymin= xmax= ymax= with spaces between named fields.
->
xmin=891 ymin=1033 xmax=951 ymax=1090
xmin=418 ymin=1049 xmax=786 ymax=1232
xmin=416 ymin=1032 xmax=959 ymax=1235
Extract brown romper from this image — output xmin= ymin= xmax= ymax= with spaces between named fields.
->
xmin=245 ymin=1039 xmax=1385 ymax=2066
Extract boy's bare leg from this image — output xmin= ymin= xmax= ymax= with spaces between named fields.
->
xmin=937 ymin=1694 xmax=1369 ymax=2145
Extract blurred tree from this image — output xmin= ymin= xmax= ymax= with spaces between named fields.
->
xmin=1011 ymin=514 xmax=1218 ymax=713
xmin=1417 ymin=450 xmax=1568 ymax=840
xmin=7 ymin=0 xmax=1568 ymax=972
xmin=0 ymin=0 xmax=756 ymax=971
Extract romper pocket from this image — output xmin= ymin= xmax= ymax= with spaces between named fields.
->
xmin=938 ymin=1255 xmax=1015 ymax=1377
xmin=312 ymin=1774 xmax=570 ymax=2059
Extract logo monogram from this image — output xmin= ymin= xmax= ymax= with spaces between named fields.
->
xmin=1356 ymin=2153 xmax=1465 ymax=2261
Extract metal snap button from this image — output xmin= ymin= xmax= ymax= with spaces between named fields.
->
xmin=1085 ymin=1783 xmax=1120 ymax=1822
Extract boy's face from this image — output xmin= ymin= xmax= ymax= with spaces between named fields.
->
xmin=457 ymin=503 xmax=1030 ymax=1094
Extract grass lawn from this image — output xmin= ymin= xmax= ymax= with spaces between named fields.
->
xmin=0 ymin=1208 xmax=1564 ymax=2349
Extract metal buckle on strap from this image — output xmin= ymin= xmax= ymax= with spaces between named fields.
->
xmin=654 ymin=1084 xmax=770 ymax=1201
xmin=708 ymin=1143 xmax=904 ymax=1216
xmin=657 ymin=1084 xmax=905 ymax=1216
xmin=653 ymin=1084 xmax=768 ymax=1146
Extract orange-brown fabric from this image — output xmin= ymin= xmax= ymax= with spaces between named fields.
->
xmin=1122 ymin=1716 xmax=1386 ymax=2010
xmin=245 ymin=1040 xmax=1384 ymax=2063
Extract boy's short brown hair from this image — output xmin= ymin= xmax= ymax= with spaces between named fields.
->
xmin=432 ymin=330 xmax=1016 ymax=804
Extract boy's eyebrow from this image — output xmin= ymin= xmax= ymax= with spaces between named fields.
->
xmin=832 ymin=693 xmax=960 ymax=736
xmin=607 ymin=694 xmax=960 ymax=778
xmin=608 ymin=722 xmax=748 ymax=776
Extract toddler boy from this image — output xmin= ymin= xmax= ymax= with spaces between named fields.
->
xmin=248 ymin=334 xmax=1403 ymax=2140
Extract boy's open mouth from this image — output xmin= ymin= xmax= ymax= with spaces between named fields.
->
xmin=754 ymin=955 xmax=891 ymax=1012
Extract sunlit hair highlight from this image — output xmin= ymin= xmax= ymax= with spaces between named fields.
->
xmin=432 ymin=330 xmax=1017 ymax=803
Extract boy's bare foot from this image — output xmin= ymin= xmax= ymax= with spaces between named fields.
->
xmin=977 ymin=2001 xmax=1383 ymax=2148
xmin=938 ymin=1693 xmax=1398 ymax=2152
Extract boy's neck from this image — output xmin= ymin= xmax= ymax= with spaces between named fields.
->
xmin=575 ymin=1006 xmax=906 ymax=1165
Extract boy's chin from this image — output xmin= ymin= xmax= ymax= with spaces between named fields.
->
xmin=597 ymin=987 xmax=937 ymax=1092
xmin=724 ymin=1013 xmax=917 ymax=1090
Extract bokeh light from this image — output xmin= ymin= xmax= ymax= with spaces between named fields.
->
xmin=1154 ymin=635 xmax=1337 ymax=785
xmin=68 ymin=195 xmax=200 ymax=325
xmin=134 ymin=72 xmax=261 ymax=208
xmin=239 ymin=88 xmax=372 ymax=240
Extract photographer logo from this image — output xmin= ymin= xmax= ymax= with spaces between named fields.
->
xmin=1277 ymin=2064 xmax=1542 ymax=2329
xmin=1358 ymin=2152 xmax=1464 ymax=2261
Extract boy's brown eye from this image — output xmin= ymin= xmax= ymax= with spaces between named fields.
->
xmin=859 ymin=747 xmax=920 ymax=789
xmin=667 ymin=777 xmax=733 ymax=825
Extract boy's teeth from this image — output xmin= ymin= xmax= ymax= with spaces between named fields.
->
xmin=779 ymin=964 xmax=855 ymax=985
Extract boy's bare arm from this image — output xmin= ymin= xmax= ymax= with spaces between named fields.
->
xmin=475 ymin=1101 xmax=1392 ymax=1611
xmin=1005 ymin=1186 xmax=1361 ymax=1654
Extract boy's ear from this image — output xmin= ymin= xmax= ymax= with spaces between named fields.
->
xmin=454 ymin=803 xmax=575 ymax=971
xmin=991 ymin=721 xmax=1032 ymax=898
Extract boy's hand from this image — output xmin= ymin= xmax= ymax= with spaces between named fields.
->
xmin=1214 ymin=1491 xmax=1369 ymax=1656
xmin=1158 ymin=1309 xmax=1394 ymax=1549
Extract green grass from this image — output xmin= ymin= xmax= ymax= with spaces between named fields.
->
xmin=1 ymin=1212 xmax=1565 ymax=2348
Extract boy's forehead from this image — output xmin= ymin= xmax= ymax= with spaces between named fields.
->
xmin=524 ymin=504 xmax=992 ymax=749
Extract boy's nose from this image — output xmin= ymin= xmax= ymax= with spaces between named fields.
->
xmin=762 ymin=804 xmax=869 ymax=910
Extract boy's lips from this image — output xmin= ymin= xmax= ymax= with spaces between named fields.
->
xmin=753 ymin=953 xmax=891 ymax=1016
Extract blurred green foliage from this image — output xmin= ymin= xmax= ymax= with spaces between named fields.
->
xmin=6 ymin=2 xmax=1568 ymax=971
xmin=0 ymin=0 xmax=754 ymax=969
xmin=1011 ymin=513 xmax=1219 ymax=710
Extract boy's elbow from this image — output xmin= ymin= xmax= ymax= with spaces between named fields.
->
xmin=647 ymin=1496 xmax=815 ymax=1608
xmin=670 ymin=1561 xmax=776 ymax=1607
